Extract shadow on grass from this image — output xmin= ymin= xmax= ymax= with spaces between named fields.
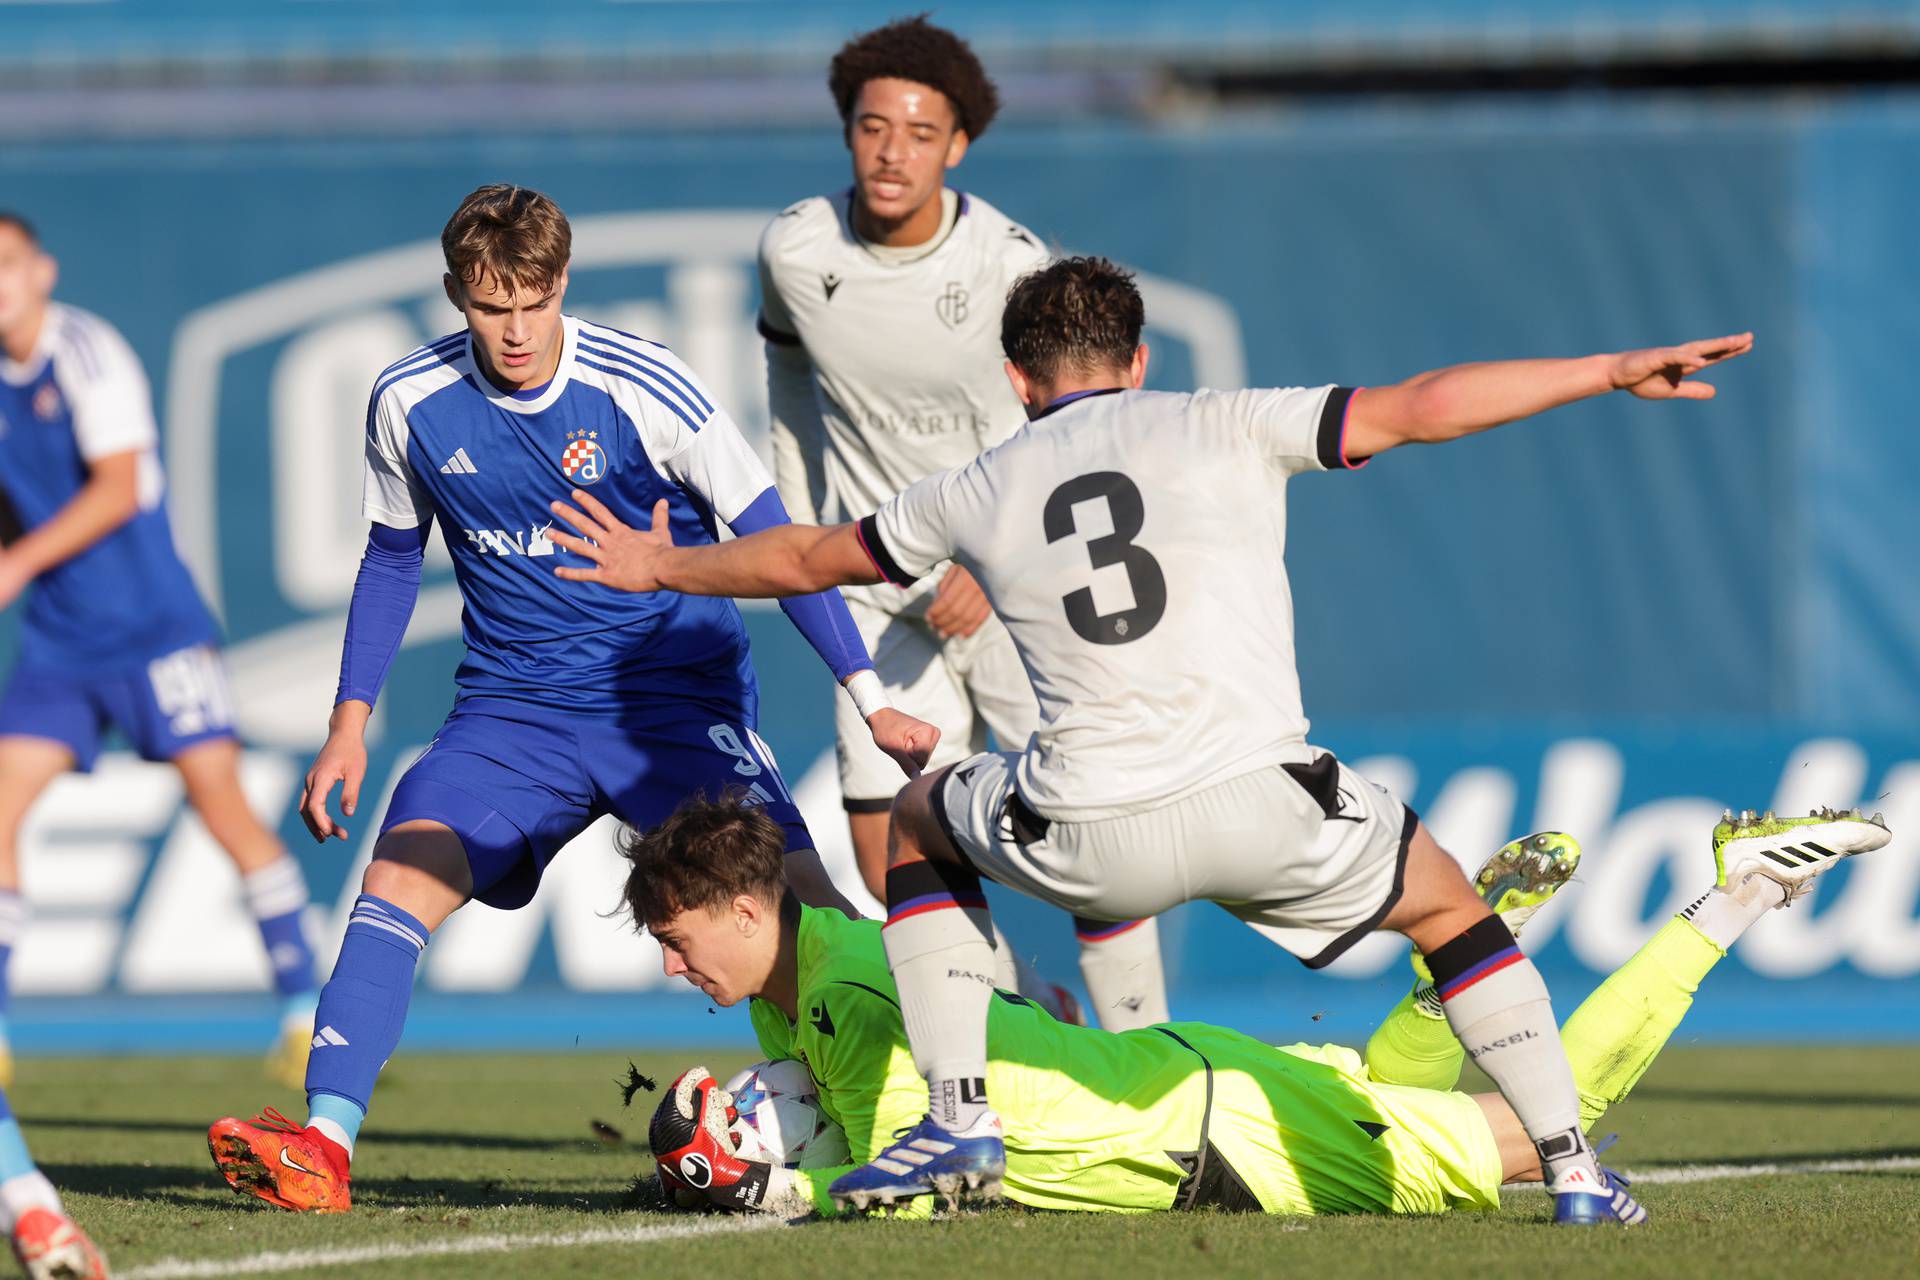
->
xmin=42 ymin=1159 xmax=648 ymax=1214
xmin=29 ymin=1114 xmax=617 ymax=1153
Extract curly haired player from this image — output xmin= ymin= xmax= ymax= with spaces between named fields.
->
xmin=756 ymin=17 xmax=1169 ymax=1028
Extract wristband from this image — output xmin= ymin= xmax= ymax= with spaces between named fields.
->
xmin=845 ymin=669 xmax=890 ymax=721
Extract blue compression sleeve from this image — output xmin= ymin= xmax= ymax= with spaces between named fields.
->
xmin=335 ymin=520 xmax=429 ymax=708
xmin=729 ymin=487 xmax=873 ymax=683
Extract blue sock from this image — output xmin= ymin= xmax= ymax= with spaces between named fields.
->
xmin=0 ymin=1088 xmax=35 ymax=1182
xmin=0 ymin=1088 xmax=62 ymax=1230
xmin=307 ymin=1093 xmax=367 ymax=1151
xmin=241 ymin=859 xmax=319 ymax=1015
xmin=304 ymin=894 xmax=427 ymax=1134
xmin=0 ymin=890 xmax=25 ymax=1038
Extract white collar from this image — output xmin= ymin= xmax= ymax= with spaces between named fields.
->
xmin=471 ymin=313 xmax=577 ymax=415
xmin=0 ymin=302 xmax=62 ymax=386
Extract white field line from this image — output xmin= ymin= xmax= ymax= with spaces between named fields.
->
xmin=1623 ymin=1153 xmax=1920 ymax=1186
xmin=119 ymin=1215 xmax=775 ymax=1280
xmin=121 ymin=1155 xmax=1920 ymax=1278
xmin=1499 ymin=1152 xmax=1920 ymax=1193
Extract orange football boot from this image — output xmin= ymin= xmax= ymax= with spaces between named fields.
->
xmin=207 ymin=1106 xmax=351 ymax=1213
xmin=9 ymin=1206 xmax=109 ymax=1280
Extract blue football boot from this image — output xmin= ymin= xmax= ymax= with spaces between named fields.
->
xmin=828 ymin=1112 xmax=1005 ymax=1213
xmin=1551 ymin=1163 xmax=1648 ymax=1226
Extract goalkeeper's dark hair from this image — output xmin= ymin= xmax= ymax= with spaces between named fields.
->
xmin=829 ymin=15 xmax=999 ymax=140
xmin=617 ymin=790 xmax=789 ymax=929
xmin=1001 ymin=256 xmax=1145 ymax=384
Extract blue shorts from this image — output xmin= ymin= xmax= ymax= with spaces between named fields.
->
xmin=0 ymin=643 xmax=239 ymax=771
xmin=382 ymin=696 xmax=812 ymax=910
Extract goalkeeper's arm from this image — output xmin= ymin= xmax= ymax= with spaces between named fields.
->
xmin=785 ymin=984 xmax=935 ymax=1219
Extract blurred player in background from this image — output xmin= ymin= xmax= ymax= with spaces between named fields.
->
xmin=540 ymin=257 xmax=1757 ymax=1223
xmin=0 ymin=1084 xmax=106 ymax=1279
xmin=629 ymin=793 xmax=1892 ymax=1223
xmin=758 ymin=16 xmax=1168 ymax=1029
xmin=205 ymin=185 xmax=936 ymax=1214
xmin=0 ymin=211 xmax=320 ymax=1092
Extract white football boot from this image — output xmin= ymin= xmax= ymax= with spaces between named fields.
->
xmin=1712 ymin=807 xmax=1892 ymax=903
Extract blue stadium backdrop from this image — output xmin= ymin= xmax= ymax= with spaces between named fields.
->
xmin=3 ymin=97 xmax=1918 ymax=1051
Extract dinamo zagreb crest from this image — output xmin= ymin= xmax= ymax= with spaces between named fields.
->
xmin=562 ymin=429 xmax=607 ymax=484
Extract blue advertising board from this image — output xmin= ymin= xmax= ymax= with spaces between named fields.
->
xmin=3 ymin=97 xmax=1916 ymax=1049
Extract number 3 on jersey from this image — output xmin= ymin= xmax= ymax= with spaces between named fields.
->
xmin=1042 ymin=471 xmax=1166 ymax=645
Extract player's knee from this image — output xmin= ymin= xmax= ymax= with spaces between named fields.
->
xmin=1384 ymin=823 xmax=1492 ymax=952
xmin=886 ymin=770 xmax=956 ymax=869
xmin=363 ymin=824 xmax=473 ymax=929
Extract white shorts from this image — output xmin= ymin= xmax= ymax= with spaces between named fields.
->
xmin=836 ymin=595 xmax=1037 ymax=810
xmin=934 ymin=749 xmax=1415 ymax=969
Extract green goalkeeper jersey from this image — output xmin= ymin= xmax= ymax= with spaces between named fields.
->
xmin=749 ymin=907 xmax=1503 ymax=1218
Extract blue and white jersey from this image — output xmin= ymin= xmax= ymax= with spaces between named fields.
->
xmin=365 ymin=315 xmax=775 ymax=715
xmin=0 ymin=303 xmax=218 ymax=673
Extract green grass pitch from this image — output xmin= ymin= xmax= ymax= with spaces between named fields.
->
xmin=16 ymin=1045 xmax=1919 ymax=1278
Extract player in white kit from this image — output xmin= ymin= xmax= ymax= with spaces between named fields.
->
xmin=756 ymin=17 xmax=1166 ymax=1028
xmin=542 ymin=257 xmax=1753 ymax=1225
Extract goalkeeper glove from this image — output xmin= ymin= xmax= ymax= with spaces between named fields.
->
xmin=650 ymin=1067 xmax=775 ymax=1213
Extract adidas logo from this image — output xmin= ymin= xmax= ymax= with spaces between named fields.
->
xmin=440 ymin=447 xmax=479 ymax=475
xmin=1756 ymin=842 xmax=1841 ymax=869
xmin=311 ymin=1025 xmax=350 ymax=1049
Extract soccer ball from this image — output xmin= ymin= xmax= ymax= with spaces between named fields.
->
xmin=723 ymin=1059 xmax=849 ymax=1168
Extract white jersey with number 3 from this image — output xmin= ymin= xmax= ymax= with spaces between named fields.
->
xmin=860 ymin=384 xmax=1363 ymax=820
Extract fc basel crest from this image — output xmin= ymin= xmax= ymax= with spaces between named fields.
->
xmin=560 ymin=428 xmax=607 ymax=484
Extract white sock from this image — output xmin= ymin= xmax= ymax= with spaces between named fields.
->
xmin=0 ymin=1171 xmax=62 ymax=1234
xmin=1075 ymin=917 xmax=1170 ymax=1030
xmin=1430 ymin=922 xmax=1598 ymax=1186
xmin=309 ymin=1115 xmax=355 ymax=1158
xmin=883 ymin=863 xmax=998 ymax=1131
xmin=241 ymin=857 xmax=310 ymax=920
xmin=0 ymin=892 xmax=26 ymax=950
xmin=1678 ymin=876 xmax=1788 ymax=951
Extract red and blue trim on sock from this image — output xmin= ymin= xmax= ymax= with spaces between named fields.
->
xmin=1425 ymin=914 xmax=1525 ymax=1002
xmin=1073 ymin=915 xmax=1147 ymax=943
xmin=885 ymin=859 xmax=988 ymax=926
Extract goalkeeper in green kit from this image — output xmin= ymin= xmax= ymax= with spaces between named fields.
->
xmin=633 ymin=793 xmax=1890 ymax=1221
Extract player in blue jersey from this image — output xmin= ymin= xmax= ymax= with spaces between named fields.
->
xmin=0 ymin=211 xmax=321 ymax=1091
xmin=206 ymin=185 xmax=937 ymax=1214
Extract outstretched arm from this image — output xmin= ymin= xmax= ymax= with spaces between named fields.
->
xmin=1341 ymin=333 xmax=1754 ymax=462
xmin=547 ymin=489 xmax=881 ymax=599
xmin=549 ymin=491 xmax=935 ymax=774
xmin=727 ymin=486 xmax=872 ymax=674
xmin=725 ymin=487 xmax=938 ymax=777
